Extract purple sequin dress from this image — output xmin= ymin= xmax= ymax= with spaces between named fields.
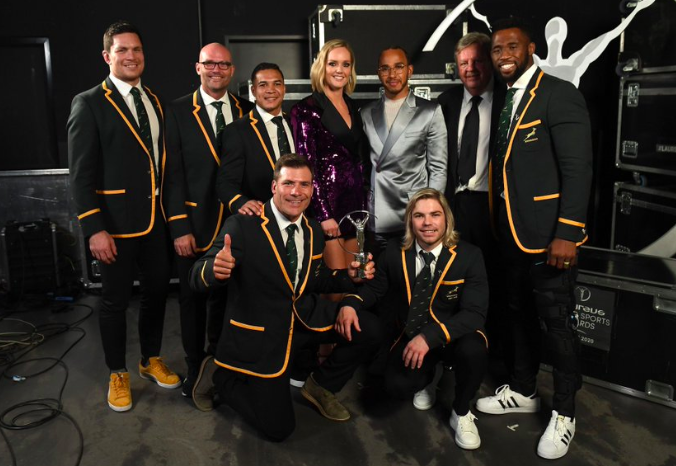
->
xmin=291 ymin=92 xmax=366 ymax=237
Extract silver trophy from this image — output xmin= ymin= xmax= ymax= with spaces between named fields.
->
xmin=338 ymin=210 xmax=371 ymax=278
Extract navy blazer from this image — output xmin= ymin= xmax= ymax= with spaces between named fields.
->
xmin=216 ymin=108 xmax=292 ymax=214
xmin=489 ymin=68 xmax=593 ymax=252
xmin=163 ymin=90 xmax=253 ymax=251
xmin=189 ymin=201 xmax=357 ymax=377
xmin=68 ymin=76 xmax=165 ymax=238
xmin=342 ymin=239 xmax=488 ymax=350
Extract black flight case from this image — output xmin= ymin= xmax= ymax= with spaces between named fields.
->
xmin=575 ymin=246 xmax=676 ymax=408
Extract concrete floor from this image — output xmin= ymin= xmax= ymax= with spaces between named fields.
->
xmin=1 ymin=291 xmax=675 ymax=466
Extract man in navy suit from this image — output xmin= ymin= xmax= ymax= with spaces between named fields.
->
xmin=163 ymin=42 xmax=253 ymax=398
xmin=191 ymin=155 xmax=382 ymax=441
xmin=68 ymin=21 xmax=179 ymax=413
xmin=475 ymin=17 xmax=593 ymax=460
xmin=216 ymin=63 xmax=295 ymax=217
xmin=338 ymin=188 xmax=489 ymax=451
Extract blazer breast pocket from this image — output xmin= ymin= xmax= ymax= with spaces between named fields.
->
xmin=516 ymin=119 xmax=542 ymax=147
xmin=437 ymin=279 xmax=464 ymax=303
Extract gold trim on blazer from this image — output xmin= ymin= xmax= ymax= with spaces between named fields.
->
xmin=102 ymin=80 xmax=158 ymax=238
xmin=78 ymin=208 xmax=101 ymax=220
xmin=230 ymin=319 xmax=265 ymax=332
xmin=534 ymin=193 xmax=560 ymax=201
xmin=248 ymin=111 xmax=276 ymax=170
xmin=191 ymin=91 xmax=220 ymax=166
xmin=96 ymin=189 xmax=126 ymax=195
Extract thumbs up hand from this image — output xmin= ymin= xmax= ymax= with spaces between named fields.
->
xmin=214 ymin=233 xmax=236 ymax=281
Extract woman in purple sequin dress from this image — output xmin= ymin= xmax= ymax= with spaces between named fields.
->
xmin=291 ymin=39 xmax=367 ymax=271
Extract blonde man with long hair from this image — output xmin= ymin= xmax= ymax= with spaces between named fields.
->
xmin=337 ymin=188 xmax=489 ymax=451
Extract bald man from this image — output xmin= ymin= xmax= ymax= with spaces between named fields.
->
xmin=163 ymin=43 xmax=254 ymax=398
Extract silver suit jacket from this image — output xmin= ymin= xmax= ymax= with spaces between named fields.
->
xmin=362 ymin=91 xmax=448 ymax=233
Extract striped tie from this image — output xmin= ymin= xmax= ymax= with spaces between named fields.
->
xmin=404 ymin=251 xmax=435 ymax=338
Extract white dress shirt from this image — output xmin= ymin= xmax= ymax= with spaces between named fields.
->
xmin=200 ymin=87 xmax=233 ymax=132
xmin=456 ymin=81 xmax=494 ymax=193
xmin=256 ymin=105 xmax=295 ymax=160
xmin=270 ymin=199 xmax=304 ymax=287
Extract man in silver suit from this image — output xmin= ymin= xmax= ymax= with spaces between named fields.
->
xmin=362 ymin=46 xmax=448 ymax=255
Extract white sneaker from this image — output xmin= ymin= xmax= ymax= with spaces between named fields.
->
xmin=537 ymin=410 xmax=575 ymax=459
xmin=475 ymin=384 xmax=540 ymax=415
xmin=412 ymin=363 xmax=443 ymax=410
xmin=449 ymin=410 xmax=481 ymax=450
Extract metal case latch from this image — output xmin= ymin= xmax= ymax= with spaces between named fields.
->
xmin=627 ymin=82 xmax=639 ymax=107
xmin=318 ymin=5 xmax=344 ymax=25
xmin=619 ymin=191 xmax=632 ymax=215
xmin=622 ymin=140 xmax=638 ymax=158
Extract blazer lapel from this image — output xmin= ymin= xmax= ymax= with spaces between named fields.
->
xmin=249 ymin=108 xmax=277 ymax=170
xmin=447 ymin=90 xmax=463 ymax=184
xmin=228 ymin=92 xmax=245 ymax=119
xmin=102 ymin=77 xmax=142 ymax=136
xmin=316 ymin=92 xmax=358 ymax=155
xmin=259 ymin=202 xmax=295 ymax=292
xmin=371 ymin=98 xmax=388 ymax=146
xmin=295 ymin=216 xmax=315 ymax=296
xmin=402 ymin=247 xmax=417 ymax=306
xmin=191 ymin=90 xmax=220 ymax=165
xmin=380 ymin=91 xmax=417 ymax=163
xmin=510 ymin=67 xmax=542 ymax=139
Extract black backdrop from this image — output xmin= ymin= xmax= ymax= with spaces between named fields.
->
xmin=0 ymin=0 xmax=662 ymax=246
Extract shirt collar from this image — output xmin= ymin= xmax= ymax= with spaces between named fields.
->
xmin=510 ymin=63 xmax=538 ymax=90
xmin=256 ymin=104 xmax=282 ymax=124
xmin=414 ymin=242 xmax=444 ymax=261
xmin=200 ymin=87 xmax=230 ymax=107
xmin=462 ymin=77 xmax=494 ymax=105
xmin=269 ymin=199 xmax=304 ymax=233
xmin=109 ymin=74 xmax=141 ymax=97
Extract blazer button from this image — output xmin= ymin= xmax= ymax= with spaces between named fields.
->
xmin=147 ymin=195 xmax=152 ymax=199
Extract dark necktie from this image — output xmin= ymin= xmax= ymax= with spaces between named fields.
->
xmin=285 ymin=224 xmax=298 ymax=285
xmin=130 ymin=87 xmax=157 ymax=185
xmin=130 ymin=87 xmax=153 ymax=158
xmin=404 ymin=251 xmax=435 ymax=338
xmin=211 ymin=101 xmax=225 ymax=151
xmin=272 ymin=115 xmax=291 ymax=157
xmin=492 ymin=88 xmax=517 ymax=196
xmin=458 ymin=95 xmax=482 ymax=186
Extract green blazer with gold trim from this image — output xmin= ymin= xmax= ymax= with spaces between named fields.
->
xmin=163 ymin=90 xmax=253 ymax=252
xmin=189 ymin=201 xmax=356 ymax=378
xmin=68 ymin=76 xmax=165 ymax=239
xmin=342 ymin=239 xmax=488 ymax=350
xmin=216 ymin=108 xmax=292 ymax=214
xmin=489 ymin=68 xmax=593 ymax=253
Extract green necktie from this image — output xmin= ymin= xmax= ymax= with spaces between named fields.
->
xmin=404 ymin=251 xmax=435 ymax=338
xmin=130 ymin=87 xmax=153 ymax=158
xmin=212 ymin=101 xmax=226 ymax=151
xmin=493 ymin=88 xmax=517 ymax=196
xmin=285 ymin=224 xmax=298 ymax=285
xmin=130 ymin=87 xmax=157 ymax=185
xmin=272 ymin=115 xmax=291 ymax=157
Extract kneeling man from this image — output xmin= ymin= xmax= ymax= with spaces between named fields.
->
xmin=190 ymin=154 xmax=381 ymax=441
xmin=338 ymin=188 xmax=488 ymax=449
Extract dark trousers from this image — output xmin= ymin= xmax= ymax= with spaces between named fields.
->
xmin=98 ymin=204 xmax=171 ymax=370
xmin=214 ymin=311 xmax=383 ymax=441
xmin=176 ymin=254 xmax=226 ymax=367
xmin=452 ymin=190 xmax=502 ymax=350
xmin=497 ymin=200 xmax=581 ymax=417
xmin=385 ymin=331 xmax=487 ymax=416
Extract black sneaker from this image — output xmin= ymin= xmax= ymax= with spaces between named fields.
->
xmin=181 ymin=360 xmax=200 ymax=398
